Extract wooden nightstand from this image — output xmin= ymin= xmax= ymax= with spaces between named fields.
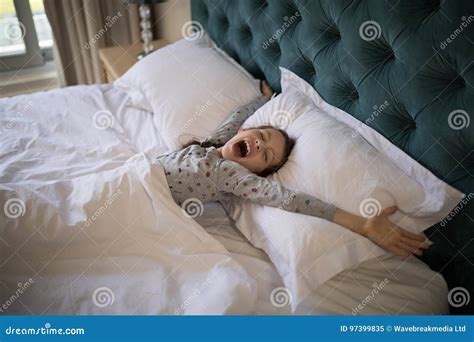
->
xmin=99 ymin=39 xmax=169 ymax=82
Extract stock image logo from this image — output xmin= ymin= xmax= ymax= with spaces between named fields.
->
xmin=448 ymin=287 xmax=470 ymax=308
xmin=270 ymin=287 xmax=292 ymax=308
xmin=448 ymin=109 xmax=470 ymax=130
xmin=92 ymin=287 xmax=115 ymax=308
xmin=359 ymin=198 xmax=382 ymax=218
xmin=359 ymin=21 xmax=381 ymax=41
xmin=4 ymin=198 xmax=26 ymax=219
xmin=181 ymin=198 xmax=204 ymax=219
xmin=271 ymin=110 xmax=293 ymax=130
xmin=181 ymin=21 xmax=204 ymax=41
xmin=4 ymin=21 xmax=26 ymax=41
xmin=92 ymin=110 xmax=115 ymax=130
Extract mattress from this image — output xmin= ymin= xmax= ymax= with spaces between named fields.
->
xmin=0 ymin=84 xmax=448 ymax=315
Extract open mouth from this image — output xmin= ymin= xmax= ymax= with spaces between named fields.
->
xmin=234 ymin=140 xmax=251 ymax=158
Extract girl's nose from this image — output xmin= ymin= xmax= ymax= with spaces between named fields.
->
xmin=255 ymin=139 xmax=262 ymax=151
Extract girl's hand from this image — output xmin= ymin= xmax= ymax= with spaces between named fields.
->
xmin=261 ymin=80 xmax=273 ymax=99
xmin=363 ymin=206 xmax=431 ymax=257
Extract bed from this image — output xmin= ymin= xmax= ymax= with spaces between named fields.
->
xmin=0 ymin=84 xmax=448 ymax=314
xmin=0 ymin=0 xmax=472 ymax=315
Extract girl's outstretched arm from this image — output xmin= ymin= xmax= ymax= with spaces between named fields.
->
xmin=217 ymin=162 xmax=430 ymax=257
xmin=333 ymin=207 xmax=431 ymax=257
xmin=204 ymin=81 xmax=272 ymax=146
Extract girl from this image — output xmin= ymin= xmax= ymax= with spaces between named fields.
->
xmin=156 ymin=81 xmax=430 ymax=258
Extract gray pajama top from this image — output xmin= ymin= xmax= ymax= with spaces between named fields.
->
xmin=155 ymin=96 xmax=336 ymax=221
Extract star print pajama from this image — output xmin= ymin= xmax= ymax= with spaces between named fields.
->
xmin=155 ymin=96 xmax=336 ymax=221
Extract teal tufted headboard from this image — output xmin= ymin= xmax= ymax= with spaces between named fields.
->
xmin=191 ymin=0 xmax=474 ymax=313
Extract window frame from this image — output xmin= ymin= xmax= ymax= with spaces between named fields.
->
xmin=0 ymin=0 xmax=53 ymax=72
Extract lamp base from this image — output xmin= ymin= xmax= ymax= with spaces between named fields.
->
xmin=137 ymin=50 xmax=154 ymax=60
xmin=137 ymin=4 xmax=154 ymax=60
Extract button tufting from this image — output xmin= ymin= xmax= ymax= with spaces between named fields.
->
xmin=429 ymin=0 xmax=441 ymax=13
xmin=406 ymin=120 xmax=417 ymax=130
xmin=456 ymin=76 xmax=466 ymax=87
xmin=268 ymin=41 xmax=281 ymax=53
xmin=242 ymin=24 xmax=251 ymax=35
xmin=386 ymin=49 xmax=395 ymax=60
xmin=328 ymin=25 xmax=341 ymax=39
xmin=221 ymin=16 xmax=229 ymax=28
xmin=350 ymin=89 xmax=359 ymax=100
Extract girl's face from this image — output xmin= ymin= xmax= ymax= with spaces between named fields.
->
xmin=220 ymin=127 xmax=287 ymax=174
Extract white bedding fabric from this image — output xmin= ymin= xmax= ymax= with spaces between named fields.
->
xmin=198 ymin=203 xmax=449 ymax=315
xmin=0 ymin=84 xmax=448 ymax=314
xmin=0 ymin=85 xmax=255 ymax=314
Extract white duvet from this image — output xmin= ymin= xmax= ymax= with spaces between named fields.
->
xmin=0 ymin=85 xmax=256 ymax=314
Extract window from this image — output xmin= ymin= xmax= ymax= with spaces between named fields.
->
xmin=0 ymin=0 xmax=54 ymax=71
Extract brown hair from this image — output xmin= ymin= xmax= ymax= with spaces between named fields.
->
xmin=183 ymin=125 xmax=295 ymax=177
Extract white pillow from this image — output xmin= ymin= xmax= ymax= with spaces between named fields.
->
xmin=114 ymin=31 xmax=261 ymax=150
xmin=224 ymin=69 xmax=465 ymax=311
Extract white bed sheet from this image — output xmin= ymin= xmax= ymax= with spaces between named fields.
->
xmin=197 ymin=203 xmax=449 ymax=315
xmin=0 ymin=84 xmax=449 ymax=315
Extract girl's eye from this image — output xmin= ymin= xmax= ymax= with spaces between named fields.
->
xmin=264 ymin=151 xmax=268 ymax=162
xmin=260 ymin=131 xmax=265 ymax=141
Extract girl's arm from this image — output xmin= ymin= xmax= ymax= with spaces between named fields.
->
xmin=204 ymin=81 xmax=272 ymax=146
xmin=333 ymin=207 xmax=430 ymax=257
xmin=217 ymin=164 xmax=430 ymax=257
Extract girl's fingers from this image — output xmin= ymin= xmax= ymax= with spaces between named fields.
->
xmin=401 ymin=236 xmax=431 ymax=250
xmin=390 ymin=246 xmax=411 ymax=258
xmin=383 ymin=206 xmax=398 ymax=216
xmin=400 ymin=229 xmax=425 ymax=241
xmin=398 ymin=242 xmax=422 ymax=256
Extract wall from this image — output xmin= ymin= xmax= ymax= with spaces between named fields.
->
xmin=154 ymin=0 xmax=191 ymax=43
